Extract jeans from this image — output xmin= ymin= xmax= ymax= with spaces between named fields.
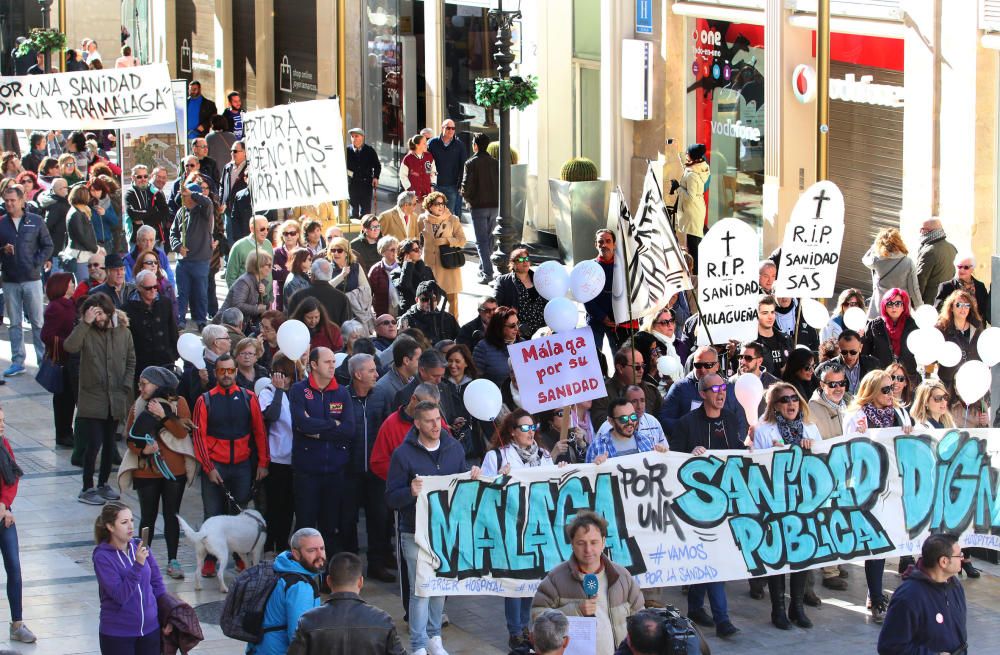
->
xmin=470 ymin=207 xmax=497 ymax=277
xmin=687 ymin=582 xmax=729 ymax=625
xmin=865 ymin=558 xmax=885 ymax=601
xmin=504 ymin=597 xmax=532 ymax=637
xmin=175 ymin=259 xmax=210 ymax=325
xmin=0 ymin=521 xmax=23 ymax=622
xmin=294 ymin=469 xmax=353 ymax=554
xmin=402 ymin=531 xmax=444 ymax=652
xmin=99 ymin=630 xmax=159 ymax=655
xmin=80 ymin=416 xmax=118 ymax=490
xmin=437 ymin=185 xmax=463 ymax=217
xmin=2 ymin=280 xmax=44 ymax=366
xmin=201 ymin=460 xmax=253 ymax=521
xmin=134 ymin=476 xmax=187 ymax=560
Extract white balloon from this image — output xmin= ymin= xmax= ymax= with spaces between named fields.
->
xmin=534 ymin=261 xmax=571 ymax=301
xmin=913 ymin=304 xmax=939 ymax=331
xmin=177 ymin=332 xmax=205 ymax=369
xmin=254 ymin=377 xmax=272 ymax=396
xmin=800 ymin=298 xmax=830 ymax=330
xmin=937 ymin=342 xmax=963 ymax=368
xmin=843 ymin=306 xmax=867 ymax=332
xmin=955 ymin=360 xmax=991 ymax=405
xmin=544 ymin=297 xmax=579 ymax=333
xmin=335 ymin=352 xmax=348 ymax=367
xmin=656 ymin=355 xmax=683 ymax=379
xmin=277 ymin=319 xmax=311 ymax=360
xmin=734 ymin=373 xmax=764 ymax=427
xmin=977 ymin=326 xmax=1000 ymax=367
xmin=463 ymin=378 xmax=503 ymax=421
xmin=569 ymin=260 xmax=606 ymax=304
xmin=906 ymin=329 xmax=940 ymax=366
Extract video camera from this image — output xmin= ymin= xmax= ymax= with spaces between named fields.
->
xmin=635 ymin=605 xmax=707 ymax=655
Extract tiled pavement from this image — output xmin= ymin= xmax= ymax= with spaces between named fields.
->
xmin=0 ymin=266 xmax=999 ymax=653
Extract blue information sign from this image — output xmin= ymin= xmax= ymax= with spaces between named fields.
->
xmin=636 ymin=0 xmax=653 ymax=35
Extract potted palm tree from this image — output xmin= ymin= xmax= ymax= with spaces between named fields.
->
xmin=549 ymin=157 xmax=611 ymax=265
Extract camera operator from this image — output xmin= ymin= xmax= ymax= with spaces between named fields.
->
xmin=530 ymin=610 xmax=570 ymax=655
xmin=616 ymin=609 xmax=709 ymax=655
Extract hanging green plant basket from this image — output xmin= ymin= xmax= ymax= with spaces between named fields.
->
xmin=15 ymin=28 xmax=67 ymax=56
xmin=474 ymin=75 xmax=539 ymax=112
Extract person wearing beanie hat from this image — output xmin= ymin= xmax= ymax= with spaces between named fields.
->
xmin=118 ymin=365 xmax=197 ymax=580
xmin=398 ymin=278 xmax=459 ymax=344
xmin=669 ymin=143 xmax=711 ymax=270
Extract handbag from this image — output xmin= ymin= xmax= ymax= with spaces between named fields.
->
xmin=439 ymin=245 xmax=466 ymax=270
xmin=35 ymin=337 xmax=64 ymax=394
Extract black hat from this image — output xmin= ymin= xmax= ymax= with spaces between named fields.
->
xmin=687 ymin=144 xmax=706 ymax=162
xmin=415 ymin=280 xmax=442 ymax=299
xmin=104 ymin=253 xmax=125 ymax=269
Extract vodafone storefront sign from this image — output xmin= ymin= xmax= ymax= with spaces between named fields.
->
xmin=792 ymin=64 xmax=817 ymax=103
xmin=791 ymin=66 xmax=904 ymax=108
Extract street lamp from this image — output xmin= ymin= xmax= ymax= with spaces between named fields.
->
xmin=37 ymin=0 xmax=53 ymax=72
xmin=489 ymin=0 xmax=521 ymax=275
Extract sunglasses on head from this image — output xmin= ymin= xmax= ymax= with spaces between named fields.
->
xmin=215 ymin=367 xmax=236 ymax=375
xmin=776 ymin=394 xmax=799 ymax=404
xmin=880 ymin=384 xmax=894 ymax=394
xmin=693 ymin=361 xmax=717 ymax=370
xmin=613 ymin=413 xmax=639 ymax=424
xmin=885 ymin=300 xmax=904 ymax=308
xmin=516 ymin=423 xmax=538 ymax=432
xmin=824 ymin=380 xmax=848 ymax=388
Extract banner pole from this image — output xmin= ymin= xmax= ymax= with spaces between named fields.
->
xmin=793 ymin=300 xmax=803 ymax=347
xmin=616 ymin=188 xmax=638 ymax=354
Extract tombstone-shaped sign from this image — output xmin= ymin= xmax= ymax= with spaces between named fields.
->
xmin=773 ymin=180 xmax=845 ymax=298
xmin=696 ymin=218 xmax=760 ymax=345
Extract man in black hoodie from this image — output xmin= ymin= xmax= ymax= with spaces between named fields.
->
xmin=878 ymin=533 xmax=967 ymax=655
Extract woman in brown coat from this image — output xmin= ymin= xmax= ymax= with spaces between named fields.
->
xmin=411 ymin=191 xmax=466 ymax=317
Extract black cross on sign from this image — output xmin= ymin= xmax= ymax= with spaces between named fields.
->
xmin=721 ymin=231 xmax=735 ymax=257
xmin=813 ymin=189 xmax=830 ymax=219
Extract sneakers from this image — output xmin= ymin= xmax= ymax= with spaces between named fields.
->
xmin=9 ymin=622 xmax=36 ymax=643
xmin=427 ymin=636 xmax=449 ymax=655
xmin=868 ymin=594 xmax=889 ymax=624
xmin=77 ymin=488 xmax=105 ymax=505
xmin=201 ymin=559 xmax=217 ymax=578
xmin=412 ymin=650 xmax=427 ymax=655
xmin=97 ymin=484 xmax=120 ymax=501
xmin=234 ymin=554 xmax=246 ymax=572
xmin=3 ymin=364 xmax=25 ymax=377
xmin=167 ymin=559 xmax=185 ymax=579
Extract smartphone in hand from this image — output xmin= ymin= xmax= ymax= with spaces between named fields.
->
xmin=140 ymin=527 xmax=151 ymax=549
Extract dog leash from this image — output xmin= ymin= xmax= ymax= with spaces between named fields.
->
xmin=217 ymin=479 xmax=267 ymax=554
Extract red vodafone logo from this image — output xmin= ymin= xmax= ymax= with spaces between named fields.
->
xmin=792 ymin=64 xmax=817 ymax=103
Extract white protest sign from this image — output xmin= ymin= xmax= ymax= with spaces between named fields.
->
xmin=774 ymin=180 xmax=845 ymax=297
xmin=242 ymin=98 xmax=349 ymax=212
xmin=508 ymin=327 xmax=607 ymax=413
xmin=0 ymin=64 xmax=174 ymax=129
xmin=696 ymin=217 xmax=760 ymax=345
xmin=413 ymin=428 xmax=1000 ymax=597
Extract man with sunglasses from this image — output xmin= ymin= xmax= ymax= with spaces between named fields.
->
xmin=398 ymin=280 xmax=459 ymax=345
xmin=727 ymin=341 xmax=778 ymax=416
xmin=877 ymin=533 xmax=967 ymax=655
xmin=123 ymin=164 xmax=170 ymax=247
xmin=833 ymin=329 xmax=880 ymax=394
xmin=226 ymin=215 xmax=274 ymax=303
xmin=659 ymin=346 xmax=747 ymax=436
xmin=220 ymin=140 xmax=248 ymax=243
xmin=124 ymin=269 xmax=179 ymax=386
xmin=349 ymin=214 xmax=382 ymax=273
xmin=427 ymin=119 xmax=468 ymax=218
xmin=592 ymin=386 xmax=667 ymax=462
xmin=587 ymin=398 xmax=668 ymax=464
xmin=167 ymin=156 xmax=202 ymax=216
xmin=457 ymin=296 xmax=497 ymax=350
xmin=590 ymin=346 xmax=661 ymax=430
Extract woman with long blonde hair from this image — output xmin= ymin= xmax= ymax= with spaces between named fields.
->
xmin=863 ymin=227 xmax=922 ymax=318
xmin=910 ymin=380 xmax=956 ymax=429
xmin=328 ymin=236 xmax=375 ymax=332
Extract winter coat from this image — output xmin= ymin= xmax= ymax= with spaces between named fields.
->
xmin=66 ymin=205 xmax=99 ymax=257
xmin=751 ymin=420 xmax=822 ymax=450
xmin=221 ymin=272 xmax=266 ymax=329
xmin=399 ymin=306 xmax=459 ymax=344
xmin=123 ymin=185 xmax=171 ymax=246
xmin=473 ymin=339 xmax=512 ymax=387
xmin=938 ymin=324 xmax=981 ymax=389
xmin=863 ymin=249 xmax=923 ymax=318
xmin=369 ymin=409 xmax=414 ymax=481
xmin=288 ymin=592 xmax=406 ymax=655
xmin=350 ymin=237 xmax=381 ymax=280
xmin=64 ymin=312 xmax=136 ymax=420
xmin=675 ymin=161 xmax=710 ymax=238
xmin=862 ymin=316 xmax=919 ymax=374
xmin=461 ymin=150 xmax=499 ymax=209
xmin=935 ymin=278 xmax=991 ymax=320
xmin=427 ymin=135 xmax=468 ymax=186
xmin=399 ymin=152 xmax=436 ymax=200
xmin=415 ymin=210 xmax=466 ymax=295
xmin=93 ymin=539 xmax=166 ymax=638
xmin=385 ymin=429 xmax=468 ymax=534
xmin=254 ymin=551 xmax=323 ymax=655
xmin=283 ymin=274 xmax=311 ymax=310
xmin=481 ymin=443 xmax=554 ymax=476
xmin=157 ymin=592 xmax=204 ymax=654
xmin=583 ymin=258 xmax=615 ymax=325
xmin=345 ymin=143 xmax=382 ymax=185
xmin=123 ymin=246 xmax=174 ymax=285
xmin=391 ymin=259 xmax=436 ymax=314
xmin=191 ymin=384 xmax=269 ymax=471
xmin=377 ymin=206 xmax=409 ymax=242
xmin=37 ymin=189 xmax=70 ymax=255
xmin=842 ymin=406 xmax=912 ymax=436
xmin=225 ymin=236 xmax=274 ymax=294
xmin=808 ymin=389 xmax=849 ymax=440
xmin=348 ymin=384 xmax=390 ymax=474
xmin=169 ymin=193 xmax=215 ymax=262
xmin=877 ymin=563 xmax=966 ymax=655
xmin=368 ymin=259 xmax=399 ymax=317
xmin=659 ymin=371 xmax=746 ymax=436
xmin=669 ymin=406 xmax=748 ymax=453
xmin=286 ymin=282 xmax=352 ymax=326
xmin=289 ymin=374 xmax=357 ymax=475
xmin=916 ymin=234 xmax=958 ymax=304
xmin=41 ymin=297 xmax=76 ymax=364
xmin=0 ymin=210 xmax=53 ymax=282
xmin=124 ymin=291 xmax=179 ymax=373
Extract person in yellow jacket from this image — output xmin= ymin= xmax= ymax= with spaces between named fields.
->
xmin=670 ymin=143 xmax=710 ymax=271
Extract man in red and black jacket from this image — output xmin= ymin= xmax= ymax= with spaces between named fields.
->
xmin=289 ymin=347 xmax=356 ymax=553
xmin=192 ymin=352 xmax=269 ymax=577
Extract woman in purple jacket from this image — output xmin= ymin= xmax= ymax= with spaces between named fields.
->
xmin=93 ymin=502 xmax=166 ymax=654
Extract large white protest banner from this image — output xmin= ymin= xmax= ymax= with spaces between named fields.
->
xmin=413 ymin=428 xmax=1000 ymax=597
xmin=242 ymin=98 xmax=349 ymax=212
xmin=773 ymin=180 xmax=845 ymax=298
xmin=508 ymin=327 xmax=607 ymax=414
xmin=696 ymin=217 xmax=760 ymax=345
xmin=612 ymin=169 xmax=692 ymax=324
xmin=0 ymin=64 xmax=173 ymax=129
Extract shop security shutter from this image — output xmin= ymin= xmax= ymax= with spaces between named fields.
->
xmin=828 ymin=61 xmax=904 ymax=296
xmin=984 ymin=0 xmax=1000 ymax=31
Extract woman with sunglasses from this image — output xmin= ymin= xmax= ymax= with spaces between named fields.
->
xmin=282 ymin=248 xmax=313 ymax=307
xmin=328 ymin=236 xmax=376 ymax=333
xmin=413 ymin=191 xmax=466 ymax=318
xmin=935 ymin=289 xmax=984 ymax=390
xmin=911 ymin=380 xmax=955 ymax=430
xmin=480 ymin=409 xmax=557 ymax=650
xmin=493 ymin=247 xmax=546 ymax=339
xmin=934 ymin=252 xmax=990 ymax=318
xmin=863 ymin=227 xmax=923 ymax=318
xmin=442 ymin=343 xmax=486 ymax=459
xmin=221 ymin=250 xmax=273 ymax=333
xmin=474 ymin=306 xmax=521 ymax=387
xmin=863 ymin=287 xmax=918 ymax=373
xmin=884 ymin=362 xmax=914 ymax=410
xmin=535 ymin=407 xmax=589 ymax=464
xmin=750 ymin=383 xmax=820 ymax=629
xmin=392 ymin=238 xmax=436 ymax=314
xmin=780 ymin=347 xmax=818 ymax=404
xmin=271 ymin=219 xmax=302 ymax=311
xmin=820 ymin=288 xmax=866 ymax=342
xmin=130 ymin=248 xmax=177 ymax=316
xmin=58 ymin=153 xmax=85 ymax=185
xmin=14 ymin=171 xmax=39 ymax=203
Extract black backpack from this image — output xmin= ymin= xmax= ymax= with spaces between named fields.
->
xmin=219 ymin=559 xmax=320 ymax=644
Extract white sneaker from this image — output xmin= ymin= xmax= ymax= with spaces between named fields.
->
xmin=412 ymin=650 xmax=427 ymax=655
xmin=427 ymin=635 xmax=450 ymax=655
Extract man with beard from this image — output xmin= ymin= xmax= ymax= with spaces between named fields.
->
xmin=255 ymin=528 xmax=326 ymax=655
xmin=123 ymin=165 xmax=171 ymax=246
xmin=587 ymin=399 xmax=668 ymax=464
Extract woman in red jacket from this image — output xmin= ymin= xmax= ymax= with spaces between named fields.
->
xmin=0 ymin=407 xmax=36 ymax=643
xmin=399 ymin=134 xmax=437 ymax=202
xmin=290 ymin=297 xmax=344 ymax=352
xmin=41 ymin=273 xmax=78 ymax=448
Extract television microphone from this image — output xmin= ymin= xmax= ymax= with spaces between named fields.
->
xmin=582 ymin=573 xmax=599 ymax=599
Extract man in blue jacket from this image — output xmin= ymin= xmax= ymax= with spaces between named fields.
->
xmin=878 ymin=532 xmax=967 ymax=655
xmin=289 ymin=347 xmax=357 ymax=553
xmin=659 ymin=345 xmax=747 ymax=436
xmin=427 ymin=119 xmax=468 ymax=217
xmin=0 ymin=184 xmax=53 ymax=377
xmin=386 ymin=400 xmax=481 ymax=655
xmin=252 ymin=527 xmax=326 ymax=655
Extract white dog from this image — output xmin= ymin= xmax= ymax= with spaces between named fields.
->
xmin=177 ymin=509 xmax=267 ymax=592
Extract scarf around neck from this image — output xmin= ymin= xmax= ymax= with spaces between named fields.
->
xmin=920 ymin=228 xmax=946 ymax=245
xmin=512 ymin=441 xmax=542 ymax=467
xmin=776 ymin=413 xmax=805 ymax=446
xmin=863 ymin=403 xmax=896 ymax=428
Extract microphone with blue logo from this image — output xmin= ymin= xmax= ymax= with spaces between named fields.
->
xmin=581 ymin=573 xmax=599 ymax=615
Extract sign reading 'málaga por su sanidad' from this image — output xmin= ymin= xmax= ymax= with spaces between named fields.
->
xmin=412 ymin=428 xmax=1000 ymax=597
xmin=242 ymin=98 xmax=349 ymax=212
xmin=508 ymin=327 xmax=607 ymax=414
xmin=0 ymin=64 xmax=174 ymax=129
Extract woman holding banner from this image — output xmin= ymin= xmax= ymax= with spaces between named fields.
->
xmin=750 ymin=383 xmax=820 ymax=630
xmin=481 ymin=409 xmax=558 ymax=650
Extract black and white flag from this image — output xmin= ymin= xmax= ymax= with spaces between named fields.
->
xmin=612 ymin=166 xmax=693 ymax=323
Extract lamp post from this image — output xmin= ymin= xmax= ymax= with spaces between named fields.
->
xmin=38 ymin=0 xmax=53 ymax=73
xmin=489 ymin=0 xmax=521 ymax=275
